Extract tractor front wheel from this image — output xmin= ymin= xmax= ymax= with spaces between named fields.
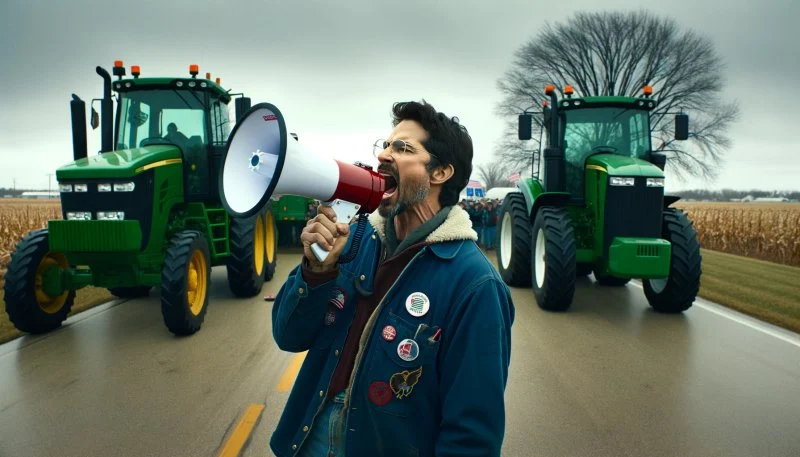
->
xmin=3 ymin=229 xmax=75 ymax=334
xmin=161 ymin=230 xmax=211 ymax=336
xmin=531 ymin=207 xmax=576 ymax=311
xmin=643 ymin=208 xmax=702 ymax=313
xmin=226 ymin=206 xmax=278 ymax=297
xmin=496 ymin=192 xmax=532 ymax=287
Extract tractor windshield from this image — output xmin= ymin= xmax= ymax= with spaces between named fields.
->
xmin=116 ymin=89 xmax=208 ymax=151
xmin=561 ymin=107 xmax=651 ymax=196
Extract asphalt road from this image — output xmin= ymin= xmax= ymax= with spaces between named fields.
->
xmin=1 ymin=250 xmax=799 ymax=457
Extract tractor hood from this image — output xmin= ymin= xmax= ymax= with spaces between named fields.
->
xmin=586 ymin=154 xmax=664 ymax=178
xmin=56 ymin=145 xmax=182 ymax=180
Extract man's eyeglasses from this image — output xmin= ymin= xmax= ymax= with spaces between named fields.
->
xmin=372 ymin=139 xmax=438 ymax=161
xmin=372 ymin=139 xmax=411 ymax=158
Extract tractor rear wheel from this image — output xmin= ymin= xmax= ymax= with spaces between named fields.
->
xmin=496 ymin=192 xmax=532 ymax=287
xmin=161 ymin=230 xmax=211 ymax=336
xmin=109 ymin=286 xmax=151 ymax=299
xmin=226 ymin=205 xmax=277 ymax=297
xmin=643 ymin=208 xmax=702 ymax=313
xmin=3 ymin=229 xmax=75 ymax=334
xmin=531 ymin=207 xmax=576 ymax=311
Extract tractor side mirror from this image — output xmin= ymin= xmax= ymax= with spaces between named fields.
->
xmin=90 ymin=106 xmax=99 ymax=130
xmin=235 ymin=97 xmax=252 ymax=122
xmin=518 ymin=114 xmax=532 ymax=140
xmin=674 ymin=113 xmax=689 ymax=140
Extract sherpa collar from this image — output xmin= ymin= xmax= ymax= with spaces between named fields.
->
xmin=367 ymin=204 xmax=478 ymax=245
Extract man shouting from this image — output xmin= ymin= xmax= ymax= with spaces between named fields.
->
xmin=269 ymin=100 xmax=515 ymax=457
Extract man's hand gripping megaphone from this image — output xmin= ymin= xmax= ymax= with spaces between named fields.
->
xmin=301 ymin=200 xmax=359 ymax=273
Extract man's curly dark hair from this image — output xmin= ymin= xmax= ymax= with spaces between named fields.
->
xmin=391 ymin=100 xmax=473 ymax=208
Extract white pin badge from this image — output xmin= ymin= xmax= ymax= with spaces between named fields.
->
xmin=405 ymin=292 xmax=430 ymax=317
xmin=396 ymin=338 xmax=420 ymax=362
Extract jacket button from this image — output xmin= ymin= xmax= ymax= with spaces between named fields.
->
xmin=371 ymin=234 xmax=376 ymax=240
xmin=319 ymin=390 xmax=324 ymax=397
xmin=303 ymin=426 xmax=309 ymax=432
xmin=335 ymin=350 xmax=340 ymax=357
xmin=292 ymin=444 xmax=297 ymax=450
xmin=298 ymin=287 xmax=305 ymax=294
xmin=359 ymin=274 xmax=366 ymax=281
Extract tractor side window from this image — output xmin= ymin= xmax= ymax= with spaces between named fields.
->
xmin=628 ymin=112 xmax=650 ymax=159
xmin=210 ymin=100 xmax=231 ymax=146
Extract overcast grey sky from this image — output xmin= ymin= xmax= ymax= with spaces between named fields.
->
xmin=1 ymin=0 xmax=797 ymax=192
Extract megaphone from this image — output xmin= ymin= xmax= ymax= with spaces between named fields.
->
xmin=219 ymin=102 xmax=386 ymax=262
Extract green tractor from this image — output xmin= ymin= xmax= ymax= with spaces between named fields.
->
xmin=3 ymin=61 xmax=278 ymax=337
xmin=496 ymin=84 xmax=702 ymax=313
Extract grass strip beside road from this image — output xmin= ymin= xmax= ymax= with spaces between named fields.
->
xmin=697 ymin=249 xmax=800 ymax=334
xmin=0 ymin=286 xmax=113 ymax=344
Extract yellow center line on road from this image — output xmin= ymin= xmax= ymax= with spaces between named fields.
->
xmin=276 ymin=352 xmax=307 ymax=392
xmin=217 ymin=403 xmax=265 ymax=457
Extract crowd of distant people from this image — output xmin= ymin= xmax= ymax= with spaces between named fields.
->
xmin=277 ymin=198 xmax=503 ymax=251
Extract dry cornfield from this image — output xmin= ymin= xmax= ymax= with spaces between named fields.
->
xmin=0 ymin=199 xmax=62 ymax=284
xmin=676 ymin=202 xmax=800 ymax=267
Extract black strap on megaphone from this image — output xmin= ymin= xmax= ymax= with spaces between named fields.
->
xmin=339 ymin=216 xmax=369 ymax=264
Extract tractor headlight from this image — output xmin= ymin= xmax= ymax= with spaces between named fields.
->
xmin=113 ymin=182 xmax=135 ymax=192
xmin=96 ymin=211 xmax=125 ymax=220
xmin=59 ymin=184 xmax=72 ymax=193
xmin=98 ymin=183 xmax=112 ymax=192
xmin=609 ymin=177 xmax=635 ymax=187
xmin=73 ymin=184 xmax=88 ymax=192
xmin=66 ymin=212 xmax=92 ymax=220
xmin=646 ymin=178 xmax=665 ymax=187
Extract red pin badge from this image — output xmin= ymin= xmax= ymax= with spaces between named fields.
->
xmin=382 ymin=325 xmax=396 ymax=341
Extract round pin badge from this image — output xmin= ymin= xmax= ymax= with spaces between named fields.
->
xmin=382 ymin=325 xmax=397 ymax=341
xmin=396 ymin=338 xmax=420 ymax=362
xmin=368 ymin=381 xmax=392 ymax=406
xmin=405 ymin=292 xmax=430 ymax=317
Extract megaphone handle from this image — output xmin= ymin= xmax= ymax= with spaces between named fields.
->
xmin=311 ymin=199 xmax=362 ymax=263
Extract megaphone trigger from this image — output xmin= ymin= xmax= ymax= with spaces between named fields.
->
xmin=310 ymin=199 xmax=362 ymax=262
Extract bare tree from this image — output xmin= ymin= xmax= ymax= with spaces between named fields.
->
xmin=475 ymin=161 xmax=516 ymax=190
xmin=495 ymin=9 xmax=740 ymax=182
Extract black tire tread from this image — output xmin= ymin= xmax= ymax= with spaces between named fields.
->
xmin=161 ymin=231 xmax=210 ymax=336
xmin=226 ymin=212 xmax=265 ymax=297
xmin=496 ymin=193 xmax=533 ymax=287
xmin=643 ymin=208 xmax=702 ymax=313
xmin=532 ymin=207 xmax=576 ymax=311
xmin=3 ymin=229 xmax=75 ymax=334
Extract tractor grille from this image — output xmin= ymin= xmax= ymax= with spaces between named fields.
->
xmin=637 ymin=244 xmax=661 ymax=257
xmin=58 ymin=170 xmax=155 ymax=250
xmin=603 ymin=178 xmax=663 ymax=256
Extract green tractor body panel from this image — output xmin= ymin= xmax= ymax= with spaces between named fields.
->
xmin=56 ymin=146 xmax=181 ymax=179
xmin=272 ymin=195 xmax=315 ymax=222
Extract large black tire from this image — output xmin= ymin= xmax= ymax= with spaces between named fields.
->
xmin=3 ymin=229 xmax=75 ymax=334
xmin=593 ymin=273 xmax=631 ymax=286
xmin=109 ymin=286 xmax=151 ymax=298
xmin=161 ymin=231 xmax=211 ymax=336
xmin=531 ymin=207 xmax=576 ymax=311
xmin=496 ymin=192 xmax=532 ymax=287
xmin=226 ymin=206 xmax=277 ymax=297
xmin=643 ymin=208 xmax=702 ymax=313
xmin=263 ymin=207 xmax=278 ymax=282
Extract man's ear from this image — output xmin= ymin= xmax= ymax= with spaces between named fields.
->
xmin=430 ymin=163 xmax=454 ymax=185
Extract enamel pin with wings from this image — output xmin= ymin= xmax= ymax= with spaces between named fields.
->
xmin=390 ymin=367 xmax=422 ymax=399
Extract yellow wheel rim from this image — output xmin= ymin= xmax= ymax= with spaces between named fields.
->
xmin=254 ymin=214 xmax=265 ymax=275
xmin=34 ymin=252 xmax=69 ymax=314
xmin=265 ymin=211 xmax=275 ymax=264
xmin=187 ymin=249 xmax=208 ymax=316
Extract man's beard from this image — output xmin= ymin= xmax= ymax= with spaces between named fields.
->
xmin=378 ymin=178 xmax=430 ymax=218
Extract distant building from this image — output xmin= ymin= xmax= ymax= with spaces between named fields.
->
xmin=754 ymin=197 xmax=789 ymax=202
xmin=20 ymin=191 xmax=60 ymax=200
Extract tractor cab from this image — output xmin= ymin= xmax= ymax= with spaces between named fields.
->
xmin=110 ymin=64 xmax=237 ymax=202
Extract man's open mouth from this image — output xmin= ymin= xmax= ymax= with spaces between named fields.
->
xmin=380 ymin=171 xmax=398 ymax=199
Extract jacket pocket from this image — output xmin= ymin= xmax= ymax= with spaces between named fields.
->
xmin=364 ymin=312 xmax=441 ymax=419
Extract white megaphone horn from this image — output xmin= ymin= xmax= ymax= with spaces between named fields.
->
xmin=219 ymin=102 xmax=386 ymax=262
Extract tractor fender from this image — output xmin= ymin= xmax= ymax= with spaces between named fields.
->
xmin=664 ymin=195 xmax=681 ymax=208
xmin=529 ymin=192 xmax=571 ymax=224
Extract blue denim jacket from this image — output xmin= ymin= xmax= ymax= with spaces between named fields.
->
xmin=269 ymin=205 xmax=515 ymax=457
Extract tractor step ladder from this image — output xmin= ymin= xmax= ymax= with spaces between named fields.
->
xmin=204 ymin=206 xmax=230 ymax=258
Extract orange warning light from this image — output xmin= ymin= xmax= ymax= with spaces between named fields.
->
xmin=131 ymin=65 xmax=140 ymax=76
xmin=643 ymin=85 xmax=653 ymax=96
xmin=564 ymin=85 xmax=574 ymax=95
xmin=114 ymin=60 xmax=123 ymax=68
xmin=545 ymin=84 xmax=555 ymax=95
xmin=189 ymin=64 xmax=199 ymax=76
